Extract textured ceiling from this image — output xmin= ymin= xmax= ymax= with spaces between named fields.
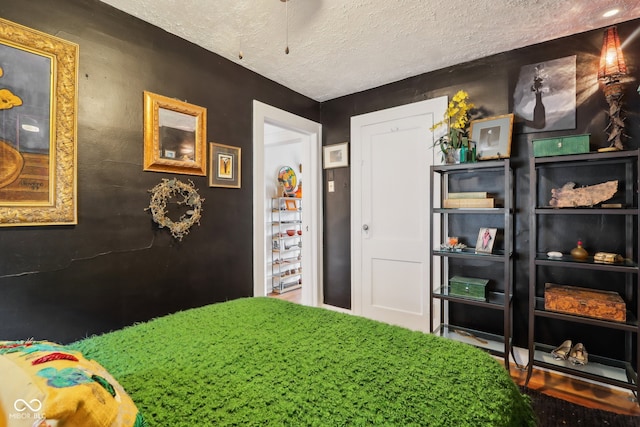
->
xmin=98 ymin=0 xmax=640 ymax=102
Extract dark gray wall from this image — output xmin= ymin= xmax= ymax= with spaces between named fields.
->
xmin=320 ymin=20 xmax=640 ymax=352
xmin=0 ymin=0 xmax=319 ymax=343
xmin=2 ymin=0 xmax=639 ymax=353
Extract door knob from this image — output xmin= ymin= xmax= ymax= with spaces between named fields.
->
xmin=362 ymin=224 xmax=369 ymax=231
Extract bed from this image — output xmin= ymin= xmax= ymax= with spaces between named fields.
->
xmin=1 ymin=298 xmax=535 ymax=426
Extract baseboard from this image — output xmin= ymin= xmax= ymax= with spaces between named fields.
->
xmin=320 ymin=303 xmax=353 ymax=315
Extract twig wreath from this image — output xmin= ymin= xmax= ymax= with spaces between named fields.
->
xmin=146 ymin=178 xmax=204 ymax=240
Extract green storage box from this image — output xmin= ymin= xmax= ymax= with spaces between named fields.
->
xmin=532 ymin=134 xmax=590 ymax=157
xmin=449 ymin=276 xmax=489 ymax=301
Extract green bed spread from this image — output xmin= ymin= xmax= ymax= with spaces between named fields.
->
xmin=69 ymin=297 xmax=535 ymax=426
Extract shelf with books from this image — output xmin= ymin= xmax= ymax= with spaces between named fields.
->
xmin=429 ymin=159 xmax=513 ymax=370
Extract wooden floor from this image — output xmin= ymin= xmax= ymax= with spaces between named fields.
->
xmin=511 ymin=364 xmax=640 ymax=416
xmin=268 ymin=288 xmax=302 ymax=303
xmin=268 ymin=289 xmax=640 ymax=416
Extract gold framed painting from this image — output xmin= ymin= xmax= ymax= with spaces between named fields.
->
xmin=470 ymin=114 xmax=514 ymax=160
xmin=143 ymin=91 xmax=207 ymax=176
xmin=209 ymin=142 xmax=241 ymax=188
xmin=0 ymin=18 xmax=79 ymax=226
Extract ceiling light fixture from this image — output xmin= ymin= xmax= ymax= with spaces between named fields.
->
xmin=281 ymin=0 xmax=290 ymax=54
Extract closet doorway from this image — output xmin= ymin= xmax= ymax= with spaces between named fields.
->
xmin=252 ymin=101 xmax=322 ymax=307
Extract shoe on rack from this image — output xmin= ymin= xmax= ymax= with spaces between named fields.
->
xmin=568 ymin=343 xmax=588 ymax=366
xmin=551 ymin=339 xmax=572 ymax=360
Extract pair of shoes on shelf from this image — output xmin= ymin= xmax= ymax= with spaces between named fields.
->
xmin=551 ymin=340 xmax=588 ymax=365
xmin=551 ymin=339 xmax=572 ymax=360
xmin=568 ymin=343 xmax=588 ymax=366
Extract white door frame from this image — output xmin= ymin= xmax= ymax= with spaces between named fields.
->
xmin=252 ymin=100 xmax=322 ymax=307
xmin=350 ymin=98 xmax=447 ymax=318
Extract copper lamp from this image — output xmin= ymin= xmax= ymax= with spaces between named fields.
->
xmin=598 ymin=26 xmax=627 ymax=151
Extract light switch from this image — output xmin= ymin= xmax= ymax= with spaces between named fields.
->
xmin=328 ymin=181 xmax=335 ymax=192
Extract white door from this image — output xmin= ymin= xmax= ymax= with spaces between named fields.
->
xmin=351 ymin=97 xmax=447 ymax=331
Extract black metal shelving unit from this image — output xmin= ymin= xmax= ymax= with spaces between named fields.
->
xmin=526 ymin=150 xmax=640 ymax=399
xmin=429 ymin=159 xmax=514 ymax=371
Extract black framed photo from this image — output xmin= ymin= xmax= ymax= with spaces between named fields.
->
xmin=209 ymin=142 xmax=241 ymax=188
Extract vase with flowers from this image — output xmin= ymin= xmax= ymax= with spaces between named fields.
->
xmin=430 ymin=90 xmax=474 ymax=164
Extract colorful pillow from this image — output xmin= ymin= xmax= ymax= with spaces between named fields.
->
xmin=0 ymin=340 xmax=146 ymax=427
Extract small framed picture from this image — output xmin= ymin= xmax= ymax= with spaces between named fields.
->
xmin=285 ymin=199 xmax=298 ymax=210
xmin=475 ymin=227 xmax=497 ymax=254
xmin=470 ymin=114 xmax=514 ymax=160
xmin=209 ymin=142 xmax=241 ymax=188
xmin=323 ymin=142 xmax=349 ymax=169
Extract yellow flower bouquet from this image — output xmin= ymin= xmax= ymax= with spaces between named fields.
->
xmin=430 ymin=90 xmax=474 ymax=162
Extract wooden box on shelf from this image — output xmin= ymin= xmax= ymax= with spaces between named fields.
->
xmin=449 ymin=276 xmax=489 ymax=301
xmin=544 ymin=283 xmax=626 ymax=322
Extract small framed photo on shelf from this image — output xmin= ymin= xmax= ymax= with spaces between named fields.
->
xmin=470 ymin=114 xmax=514 ymax=160
xmin=323 ymin=142 xmax=349 ymax=169
xmin=285 ymin=199 xmax=298 ymax=210
xmin=475 ymin=227 xmax=497 ymax=254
